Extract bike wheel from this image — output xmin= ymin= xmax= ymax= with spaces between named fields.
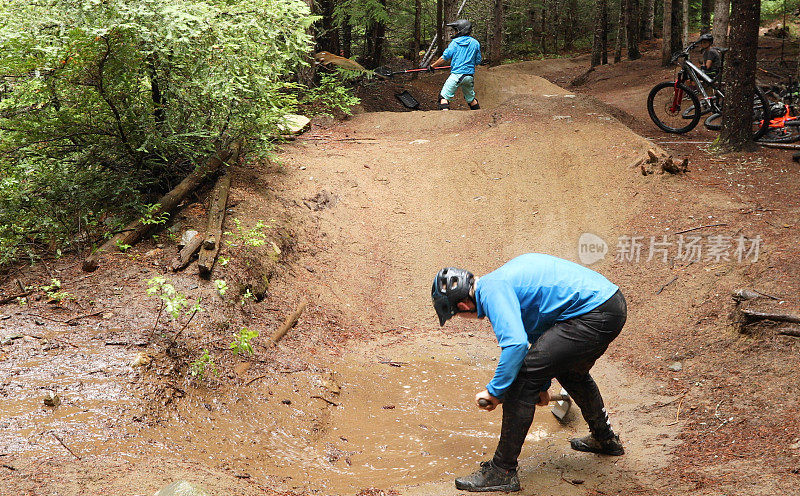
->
xmin=648 ymin=82 xmax=701 ymax=133
xmin=703 ymin=89 xmax=771 ymax=139
xmin=758 ymin=127 xmax=800 ymax=144
xmin=705 ymin=112 xmax=721 ymax=130
xmin=752 ymin=87 xmax=770 ymax=140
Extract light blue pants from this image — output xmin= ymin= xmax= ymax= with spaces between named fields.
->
xmin=440 ymin=73 xmax=476 ymax=103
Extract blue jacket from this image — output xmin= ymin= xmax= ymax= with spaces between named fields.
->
xmin=474 ymin=254 xmax=619 ymax=399
xmin=442 ymin=36 xmax=482 ymax=75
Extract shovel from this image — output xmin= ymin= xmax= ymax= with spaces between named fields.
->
xmin=478 ymin=388 xmax=573 ymax=423
xmin=374 ymin=65 xmax=451 ymax=79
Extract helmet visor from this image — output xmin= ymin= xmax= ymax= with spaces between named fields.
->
xmin=432 ymin=293 xmax=454 ymax=326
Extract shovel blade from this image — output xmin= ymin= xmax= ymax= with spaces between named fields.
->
xmin=551 ymin=388 xmax=571 ymax=423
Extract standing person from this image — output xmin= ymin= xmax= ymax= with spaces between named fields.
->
xmin=431 ymin=253 xmax=627 ymax=492
xmin=429 ymin=19 xmax=482 ymax=110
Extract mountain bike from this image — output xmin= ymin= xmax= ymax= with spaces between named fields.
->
xmin=647 ymin=40 xmax=770 ymax=139
xmin=705 ymin=78 xmax=800 ymax=143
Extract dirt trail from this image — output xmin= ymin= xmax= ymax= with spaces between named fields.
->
xmin=256 ymin=64 xmax=686 ymax=494
xmin=6 ymin=58 xmax=791 ymax=495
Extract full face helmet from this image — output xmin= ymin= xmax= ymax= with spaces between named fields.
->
xmin=446 ymin=19 xmax=473 ymax=38
xmin=431 ymin=267 xmax=475 ymax=326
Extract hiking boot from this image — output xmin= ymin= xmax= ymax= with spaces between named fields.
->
xmin=570 ymin=433 xmax=625 ymax=456
xmin=454 ymin=460 xmax=520 ymax=492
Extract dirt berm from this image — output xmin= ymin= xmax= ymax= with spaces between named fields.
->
xmin=1 ymin=63 xmax=699 ymax=496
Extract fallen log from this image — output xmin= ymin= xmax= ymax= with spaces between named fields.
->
xmin=270 ymin=300 xmax=308 ymax=345
xmin=778 ymin=328 xmax=800 ymax=337
xmin=171 ymin=231 xmax=205 ymax=271
xmin=732 ymin=288 xmax=780 ymax=302
xmin=197 ymin=170 xmax=234 ymax=277
xmin=740 ymin=308 xmax=800 ymax=325
xmin=82 ymin=146 xmax=235 ymax=272
xmin=0 ymin=291 xmax=32 ymax=305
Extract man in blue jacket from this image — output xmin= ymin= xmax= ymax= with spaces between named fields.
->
xmin=431 ymin=254 xmax=627 ymax=492
xmin=429 ymin=19 xmax=482 ymax=110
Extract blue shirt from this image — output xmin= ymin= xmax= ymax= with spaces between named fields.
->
xmin=442 ymin=36 xmax=482 ymax=75
xmin=474 ymin=253 xmax=619 ymax=399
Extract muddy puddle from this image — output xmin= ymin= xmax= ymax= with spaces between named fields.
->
xmin=139 ymin=337 xmax=577 ymax=494
xmin=2 ymin=324 xmax=579 ymax=494
xmin=0 ymin=323 xmax=145 ymax=458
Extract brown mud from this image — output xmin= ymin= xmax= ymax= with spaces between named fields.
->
xmin=3 ymin=42 xmax=800 ymax=496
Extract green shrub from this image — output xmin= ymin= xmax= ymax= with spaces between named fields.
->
xmin=0 ymin=0 xmax=358 ymax=269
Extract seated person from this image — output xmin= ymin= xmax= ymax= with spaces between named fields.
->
xmin=698 ymin=33 xmax=722 ymax=80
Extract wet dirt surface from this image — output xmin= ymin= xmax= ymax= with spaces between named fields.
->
xmin=3 ymin=45 xmax=800 ymax=495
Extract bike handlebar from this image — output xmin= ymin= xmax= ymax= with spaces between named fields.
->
xmin=670 ymin=41 xmax=700 ymax=64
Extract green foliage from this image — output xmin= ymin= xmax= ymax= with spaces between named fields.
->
xmin=225 ymin=218 xmax=269 ymax=247
xmin=41 ymin=278 xmax=73 ymax=302
xmin=190 ymin=348 xmax=217 ymax=379
xmin=240 ymin=288 xmax=256 ymax=306
xmin=335 ymin=0 xmax=390 ymax=29
xmin=761 ymin=0 xmax=800 ymax=21
xmin=214 ymin=278 xmax=228 ymax=296
xmin=0 ymin=0 xmax=341 ymax=269
xmin=146 ymin=275 xmax=203 ymax=321
xmin=301 ymin=72 xmax=361 ymax=116
xmin=115 ymin=239 xmax=132 ymax=252
xmin=230 ymin=327 xmax=259 ymax=356
xmin=139 ymin=203 xmax=169 ymax=226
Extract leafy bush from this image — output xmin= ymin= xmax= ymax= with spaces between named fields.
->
xmin=0 ymin=0 xmax=356 ymax=269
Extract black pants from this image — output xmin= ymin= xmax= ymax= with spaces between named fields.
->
xmin=492 ymin=290 xmax=627 ymax=471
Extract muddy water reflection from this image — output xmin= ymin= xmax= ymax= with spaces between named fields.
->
xmin=150 ymin=354 xmax=567 ymax=493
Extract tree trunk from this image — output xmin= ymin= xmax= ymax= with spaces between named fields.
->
xmin=642 ymin=0 xmax=655 ymax=39
xmin=592 ymin=0 xmax=609 ymax=67
xmin=564 ymin=0 xmax=577 ymax=50
xmin=681 ymin=0 xmax=689 ymax=46
xmin=488 ymin=0 xmax=504 ymax=66
xmin=363 ymin=0 xmax=387 ymax=69
xmin=671 ymin=0 xmax=683 ymax=55
xmin=540 ymin=6 xmax=547 ymax=54
xmin=717 ymin=0 xmax=760 ymax=151
xmin=443 ymin=0 xmax=459 ymax=46
xmin=297 ymin=0 xmax=316 ymax=86
xmin=700 ymin=0 xmax=713 ymax=33
xmin=412 ymin=0 xmax=422 ymax=63
xmin=712 ymin=0 xmax=730 ymax=47
xmin=341 ymin=15 xmax=352 ymax=58
xmin=316 ymin=0 xmax=340 ymax=54
xmin=552 ymin=0 xmax=561 ymax=52
xmin=661 ymin=0 xmax=682 ymax=65
xmin=661 ymin=0 xmax=671 ymax=65
xmin=436 ymin=0 xmax=444 ymax=56
xmin=615 ymin=0 xmax=627 ymax=63
xmin=626 ymin=0 xmax=641 ymax=59
xmin=529 ymin=6 xmax=538 ymax=48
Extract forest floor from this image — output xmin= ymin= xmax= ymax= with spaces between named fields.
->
xmin=2 ymin=40 xmax=800 ymax=496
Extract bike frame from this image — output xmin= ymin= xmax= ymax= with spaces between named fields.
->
xmin=676 ymin=55 xmax=724 ymax=113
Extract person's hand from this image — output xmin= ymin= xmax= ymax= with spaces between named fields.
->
xmin=537 ymin=390 xmax=550 ymax=407
xmin=427 ymin=65 xmax=435 ymax=73
xmin=476 ymin=389 xmax=500 ymax=411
